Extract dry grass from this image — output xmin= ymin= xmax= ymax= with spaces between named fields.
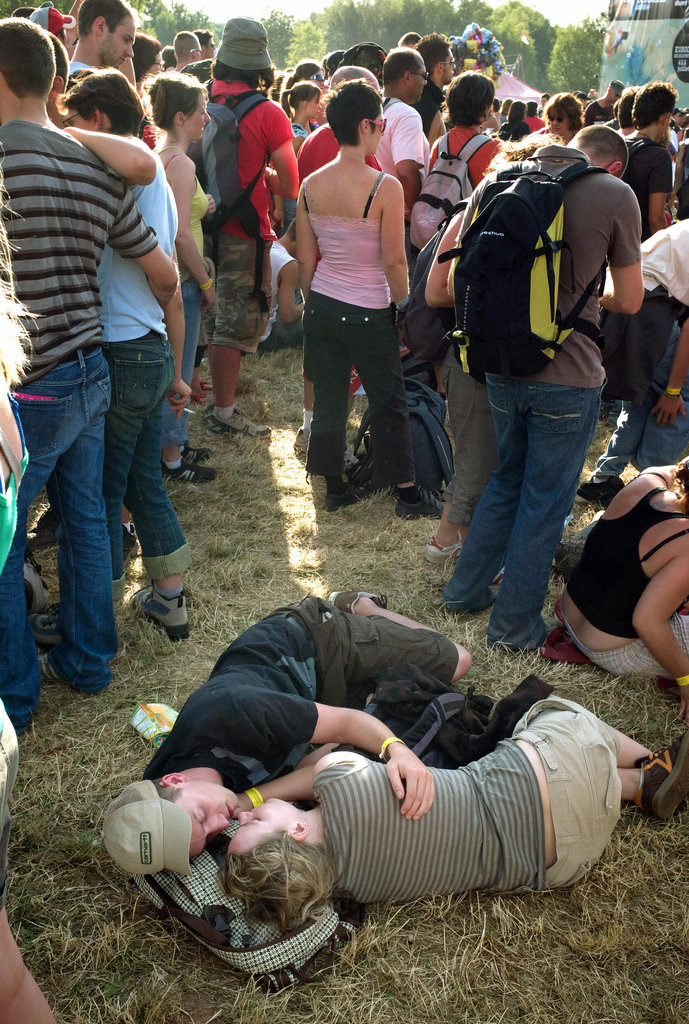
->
xmin=12 ymin=349 xmax=689 ymax=1024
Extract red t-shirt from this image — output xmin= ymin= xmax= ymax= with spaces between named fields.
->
xmin=210 ymin=80 xmax=294 ymax=241
xmin=297 ymin=124 xmax=382 ymax=182
xmin=525 ymin=115 xmax=545 ymax=132
xmin=429 ymin=126 xmax=501 ymax=189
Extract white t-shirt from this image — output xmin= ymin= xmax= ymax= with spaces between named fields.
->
xmin=259 ymin=241 xmax=296 ymax=340
xmin=376 ymin=98 xmax=429 ymax=217
xmin=641 ymin=219 xmax=689 ymax=305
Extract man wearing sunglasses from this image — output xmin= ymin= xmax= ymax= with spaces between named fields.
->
xmin=413 ymin=33 xmax=455 ymax=146
xmin=376 ymin=47 xmax=430 ymax=258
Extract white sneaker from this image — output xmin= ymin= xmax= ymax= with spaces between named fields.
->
xmin=424 ymin=535 xmax=463 ymax=565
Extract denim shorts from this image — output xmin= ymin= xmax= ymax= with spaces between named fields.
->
xmin=512 ymin=697 xmax=621 ymax=889
xmin=0 ymin=699 xmax=18 ymax=910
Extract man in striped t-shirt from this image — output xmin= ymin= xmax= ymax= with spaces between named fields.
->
xmin=0 ymin=18 xmax=178 ymax=734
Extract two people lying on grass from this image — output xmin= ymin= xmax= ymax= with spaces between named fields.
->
xmin=562 ymin=461 xmax=689 ymax=725
xmin=104 ymin=591 xmax=472 ymax=874
xmin=219 ymin=699 xmax=689 ymax=931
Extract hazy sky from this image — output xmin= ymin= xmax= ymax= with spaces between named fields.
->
xmin=203 ymin=0 xmax=610 ymax=30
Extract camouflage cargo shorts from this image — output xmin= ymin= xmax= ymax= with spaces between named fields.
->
xmin=213 ymin=235 xmax=272 ymax=354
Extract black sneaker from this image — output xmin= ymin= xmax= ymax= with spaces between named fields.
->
xmin=181 ymin=444 xmax=212 ymax=464
xmin=162 ymin=458 xmax=217 ymax=483
xmin=576 ymin=476 xmax=624 ymax=508
xmin=634 ymin=732 xmax=689 ymax=820
xmin=325 ymin=485 xmax=368 ymax=511
xmin=395 ymin=488 xmax=443 ymax=520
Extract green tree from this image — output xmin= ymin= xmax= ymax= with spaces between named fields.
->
xmin=264 ymin=9 xmax=296 ymax=69
xmin=144 ymin=0 xmax=209 ymax=47
xmin=547 ymin=16 xmax=606 ymax=94
xmin=288 ymin=19 xmax=327 ymax=66
xmin=491 ymin=1 xmax=556 ymax=89
xmin=320 ymin=0 xmax=459 ymax=54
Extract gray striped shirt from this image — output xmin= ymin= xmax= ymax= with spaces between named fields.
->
xmin=0 ymin=120 xmax=157 ymax=382
xmin=314 ymin=744 xmax=545 ymax=903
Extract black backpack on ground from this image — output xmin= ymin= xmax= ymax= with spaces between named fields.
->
xmin=448 ymin=161 xmax=606 ymax=379
xmin=347 ymin=378 xmax=453 ymax=495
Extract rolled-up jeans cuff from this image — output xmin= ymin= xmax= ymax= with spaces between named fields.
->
xmin=141 ymin=542 xmax=192 ymax=581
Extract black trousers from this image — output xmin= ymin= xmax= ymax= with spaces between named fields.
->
xmin=303 ymin=290 xmax=414 ymax=487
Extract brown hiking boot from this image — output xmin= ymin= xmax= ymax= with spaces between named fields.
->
xmin=634 ymin=732 xmax=689 ymax=820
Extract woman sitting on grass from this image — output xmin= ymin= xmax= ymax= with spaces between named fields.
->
xmin=220 ymin=698 xmax=689 ymax=931
xmin=561 ymin=462 xmax=689 ymax=725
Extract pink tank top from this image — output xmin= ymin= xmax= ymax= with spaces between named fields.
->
xmin=304 ymin=172 xmax=390 ymax=308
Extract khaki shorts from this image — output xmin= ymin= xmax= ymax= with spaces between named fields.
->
xmin=0 ymin=700 xmax=18 ymax=910
xmin=213 ymin=235 xmax=271 ymax=354
xmin=512 ymin=697 xmax=621 ymax=889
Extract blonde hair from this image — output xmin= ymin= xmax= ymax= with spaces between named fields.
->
xmin=220 ymin=832 xmax=337 ymax=932
xmin=486 ymin=134 xmax=551 ymax=173
xmin=0 ymin=178 xmax=29 ymax=390
xmin=674 ymin=459 xmax=689 ymax=513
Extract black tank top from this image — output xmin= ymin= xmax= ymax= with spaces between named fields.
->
xmin=567 ymin=486 xmax=689 ymax=638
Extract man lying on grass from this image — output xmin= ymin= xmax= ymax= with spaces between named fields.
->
xmin=104 ymin=591 xmax=472 ymax=874
xmin=218 ymin=698 xmax=689 ymax=930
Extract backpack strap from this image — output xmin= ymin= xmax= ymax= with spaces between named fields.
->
xmin=452 ymin=132 xmax=492 ymax=163
xmin=0 ymin=424 xmax=22 ymax=490
xmin=363 ymin=171 xmax=385 ymax=218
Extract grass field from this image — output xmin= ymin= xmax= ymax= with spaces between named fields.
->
xmin=11 ymin=346 xmax=689 ymax=1024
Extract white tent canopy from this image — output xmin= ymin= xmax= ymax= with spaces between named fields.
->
xmin=495 ymin=71 xmax=542 ymax=103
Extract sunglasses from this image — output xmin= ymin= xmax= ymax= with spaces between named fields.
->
xmin=311 ymin=73 xmax=325 ymax=81
xmin=411 ymin=70 xmax=429 ymax=81
xmin=548 ymin=115 xmax=566 ymax=123
xmin=368 ymin=118 xmax=386 ymax=134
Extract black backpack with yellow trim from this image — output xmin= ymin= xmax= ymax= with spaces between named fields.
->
xmin=448 ymin=161 xmax=606 ymax=379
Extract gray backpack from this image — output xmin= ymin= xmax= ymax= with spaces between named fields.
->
xmin=410 ymin=132 xmax=490 ymax=249
xmin=129 ymin=824 xmax=362 ymax=989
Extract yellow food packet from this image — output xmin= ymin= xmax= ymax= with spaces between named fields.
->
xmin=131 ymin=703 xmax=178 ymax=747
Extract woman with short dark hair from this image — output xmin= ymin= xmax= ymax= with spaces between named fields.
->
xmin=298 ymin=81 xmax=439 ymax=516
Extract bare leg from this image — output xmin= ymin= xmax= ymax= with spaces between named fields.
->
xmin=610 ymin=728 xmax=650 ymax=801
xmin=435 ymin=501 xmax=466 ymax=546
xmin=353 ymin=595 xmax=472 ymax=681
xmin=154 ymin=573 xmax=182 ymax=591
xmin=210 ymin=344 xmax=241 ymax=408
xmin=0 ymin=908 xmax=56 ymax=1024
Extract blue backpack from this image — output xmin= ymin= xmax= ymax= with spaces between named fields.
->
xmin=347 ymin=378 xmax=454 ymax=496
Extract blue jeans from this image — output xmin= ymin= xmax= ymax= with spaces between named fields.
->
xmin=443 ymin=377 xmax=602 ymax=650
xmin=595 ymin=325 xmax=689 ymax=477
xmin=160 ymin=277 xmax=201 ymax=448
xmin=102 ymin=334 xmax=191 ymax=588
xmin=0 ymin=349 xmax=117 ymax=732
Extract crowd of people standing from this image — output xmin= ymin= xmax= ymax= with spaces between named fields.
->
xmin=3 ymin=3 xmax=689 ymax=1014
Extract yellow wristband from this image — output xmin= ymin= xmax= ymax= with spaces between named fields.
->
xmin=200 ymin=278 xmax=213 ymax=291
xmin=244 ymin=787 xmax=263 ymax=807
xmin=380 ymin=736 xmax=406 ymax=761
xmin=665 ymin=387 xmax=682 ymax=397
xmin=675 ymin=674 xmax=689 ymax=687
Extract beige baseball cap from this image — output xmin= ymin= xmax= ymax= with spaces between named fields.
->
xmin=103 ymin=780 xmax=192 ymax=876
